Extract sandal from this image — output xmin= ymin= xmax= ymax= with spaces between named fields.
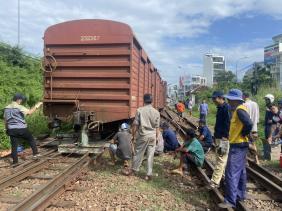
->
xmin=144 ymin=175 xmax=152 ymax=181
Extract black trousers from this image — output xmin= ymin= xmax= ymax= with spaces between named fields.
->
xmin=7 ymin=128 xmax=38 ymax=164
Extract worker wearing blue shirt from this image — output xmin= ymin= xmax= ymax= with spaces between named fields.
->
xmin=160 ymin=122 xmax=180 ymax=152
xmin=198 ymin=120 xmax=213 ymax=153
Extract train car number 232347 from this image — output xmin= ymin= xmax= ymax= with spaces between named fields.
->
xmin=80 ymin=35 xmax=100 ymax=41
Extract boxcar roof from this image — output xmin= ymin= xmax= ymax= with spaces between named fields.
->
xmin=44 ymin=19 xmax=133 ymax=45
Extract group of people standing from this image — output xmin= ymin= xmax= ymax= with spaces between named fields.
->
xmin=4 ymin=90 xmax=281 ymax=209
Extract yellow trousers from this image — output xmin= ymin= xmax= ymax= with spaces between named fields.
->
xmin=211 ymin=138 xmax=230 ymax=185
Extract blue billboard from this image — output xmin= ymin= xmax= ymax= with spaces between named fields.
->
xmin=264 ymin=44 xmax=279 ymax=65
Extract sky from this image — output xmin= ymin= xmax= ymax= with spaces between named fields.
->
xmin=0 ymin=0 xmax=282 ymax=84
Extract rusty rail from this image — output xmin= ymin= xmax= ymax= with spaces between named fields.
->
xmin=10 ymin=153 xmax=90 ymax=211
xmin=0 ymin=152 xmax=59 ymax=190
xmin=166 ymin=107 xmax=282 ymax=209
xmin=246 ymin=160 xmax=282 ymax=202
xmin=161 ymin=108 xmax=235 ymax=211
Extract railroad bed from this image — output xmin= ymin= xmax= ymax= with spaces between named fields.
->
xmin=163 ymin=107 xmax=282 ymax=211
xmin=0 ymin=131 xmax=216 ymax=210
xmin=0 ymin=144 xmax=90 ymax=211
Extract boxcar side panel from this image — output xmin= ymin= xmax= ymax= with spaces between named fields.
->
xmin=43 ymin=20 xmax=133 ymax=123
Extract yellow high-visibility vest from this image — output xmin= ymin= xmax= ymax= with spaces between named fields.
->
xmin=229 ymin=104 xmax=249 ymax=144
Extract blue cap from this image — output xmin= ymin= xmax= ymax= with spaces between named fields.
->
xmin=211 ymin=91 xmax=224 ymax=99
xmin=224 ymin=89 xmax=244 ymax=101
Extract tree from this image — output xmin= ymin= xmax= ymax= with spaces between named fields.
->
xmin=214 ymin=70 xmax=237 ymax=91
xmin=242 ymin=65 xmax=273 ymax=95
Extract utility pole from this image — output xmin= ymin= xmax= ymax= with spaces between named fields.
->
xmin=17 ymin=0 xmax=20 ymax=46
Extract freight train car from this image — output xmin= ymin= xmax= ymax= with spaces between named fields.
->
xmin=42 ymin=19 xmax=166 ymax=153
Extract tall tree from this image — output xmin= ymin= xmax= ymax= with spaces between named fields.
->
xmin=242 ymin=65 xmax=273 ymax=95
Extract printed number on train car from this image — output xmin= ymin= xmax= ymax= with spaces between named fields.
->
xmin=80 ymin=36 xmax=100 ymax=41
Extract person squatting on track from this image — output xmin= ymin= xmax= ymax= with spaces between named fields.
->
xmin=208 ymin=91 xmax=231 ymax=188
xmin=243 ymin=92 xmax=260 ymax=164
xmin=218 ymin=89 xmax=253 ymax=209
xmin=171 ymin=128 xmax=204 ymax=176
xmin=124 ymin=93 xmax=160 ymax=181
xmin=198 ymin=119 xmax=213 ymax=153
xmin=109 ymin=123 xmax=133 ymax=168
xmin=3 ymin=93 xmax=43 ymax=166
xmin=160 ymin=122 xmax=180 ymax=152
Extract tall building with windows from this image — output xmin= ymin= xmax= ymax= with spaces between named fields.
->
xmin=203 ymin=54 xmax=226 ymax=87
xmin=178 ymin=75 xmax=206 ymax=100
xmin=264 ymin=34 xmax=282 ymax=88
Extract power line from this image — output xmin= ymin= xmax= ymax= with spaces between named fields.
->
xmin=17 ymin=0 xmax=20 ymax=46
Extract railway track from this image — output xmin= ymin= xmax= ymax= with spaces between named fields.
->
xmin=0 ymin=147 xmax=91 ymax=211
xmin=161 ymin=108 xmax=235 ymax=211
xmin=162 ymin=107 xmax=282 ymax=211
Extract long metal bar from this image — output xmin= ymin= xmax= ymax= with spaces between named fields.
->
xmin=246 ymin=166 xmax=282 ymax=201
xmin=247 ymin=158 xmax=282 ymax=187
xmin=161 ymin=108 xmax=236 ymax=211
xmin=0 ymin=153 xmax=58 ymax=190
xmin=10 ymin=153 xmax=89 ymax=211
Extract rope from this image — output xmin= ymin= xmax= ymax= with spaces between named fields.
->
xmin=42 ymin=55 xmax=57 ymax=100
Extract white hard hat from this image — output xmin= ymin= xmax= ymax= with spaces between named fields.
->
xmin=264 ymin=94 xmax=275 ymax=103
xmin=121 ymin=123 xmax=129 ymax=130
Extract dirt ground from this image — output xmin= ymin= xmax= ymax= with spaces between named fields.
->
xmin=47 ymin=153 xmax=213 ymax=211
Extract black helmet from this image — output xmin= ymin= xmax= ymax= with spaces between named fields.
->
xmin=13 ymin=93 xmax=26 ymax=102
xmin=185 ymin=128 xmax=196 ymax=138
xmin=144 ymin=93 xmax=152 ymax=104
xmin=160 ymin=122 xmax=169 ymax=129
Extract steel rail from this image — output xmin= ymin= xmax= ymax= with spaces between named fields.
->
xmin=247 ymin=158 xmax=282 ymax=188
xmin=166 ymin=107 xmax=282 ymax=209
xmin=10 ymin=153 xmax=90 ymax=211
xmin=161 ymin=108 xmax=235 ymax=211
xmin=0 ymin=152 xmax=59 ymax=190
xmin=246 ymin=166 xmax=282 ymax=201
xmin=10 ymin=149 xmax=57 ymax=173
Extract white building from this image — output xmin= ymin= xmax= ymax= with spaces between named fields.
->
xmin=203 ymin=54 xmax=226 ymax=87
xmin=178 ymin=74 xmax=206 ymax=101
xmin=264 ymin=34 xmax=282 ymax=88
xmin=191 ymin=75 xmax=206 ymax=87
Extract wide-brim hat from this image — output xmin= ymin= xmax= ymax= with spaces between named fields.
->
xmin=224 ymin=89 xmax=244 ymax=101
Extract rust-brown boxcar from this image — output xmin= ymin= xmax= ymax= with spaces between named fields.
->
xmin=43 ymin=19 xmax=166 ymax=123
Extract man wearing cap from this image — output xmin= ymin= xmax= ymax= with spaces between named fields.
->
xmin=243 ymin=92 xmax=260 ymax=164
xmin=3 ymin=93 xmax=42 ymax=166
xmin=126 ymin=93 xmax=160 ymax=180
xmin=208 ymin=91 xmax=231 ymax=188
xmin=160 ymin=122 xmax=180 ymax=152
xmin=109 ymin=123 xmax=132 ymax=168
xmin=264 ymin=94 xmax=275 ymax=160
xmin=218 ymin=89 xmax=253 ymax=209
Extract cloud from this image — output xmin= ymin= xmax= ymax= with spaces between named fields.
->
xmin=0 ymin=0 xmax=281 ymax=83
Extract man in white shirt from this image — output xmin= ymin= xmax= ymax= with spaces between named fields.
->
xmin=243 ymin=92 xmax=260 ymax=164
